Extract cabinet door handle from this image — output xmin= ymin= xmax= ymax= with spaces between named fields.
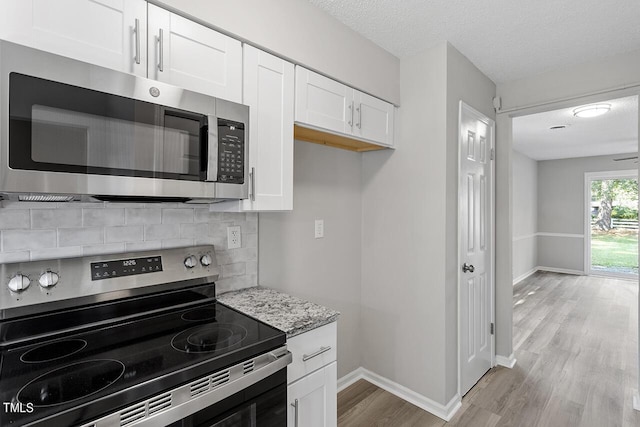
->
xmin=133 ymin=18 xmax=141 ymax=65
xmin=347 ymin=102 xmax=353 ymax=127
xmin=291 ymin=398 xmax=299 ymax=427
xmin=356 ymin=103 xmax=362 ymax=129
xmin=302 ymin=346 xmax=331 ymax=361
xmin=158 ymin=28 xmax=164 ymax=72
xmin=250 ymin=167 xmax=256 ymax=202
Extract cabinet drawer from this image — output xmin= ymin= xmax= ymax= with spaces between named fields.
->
xmin=287 ymin=322 xmax=337 ymax=384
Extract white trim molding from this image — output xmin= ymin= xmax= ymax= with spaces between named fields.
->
xmin=495 ymin=353 xmax=517 ymax=369
xmin=337 ymin=367 xmax=365 ymax=393
xmin=537 ymin=266 xmax=585 ymax=276
xmin=513 ymin=267 xmax=538 ymax=285
xmin=634 ymin=389 xmax=640 ymax=411
xmin=536 ymin=232 xmax=584 ymax=238
xmin=512 ymin=233 xmax=537 ymax=242
xmin=337 ymin=367 xmax=462 ymax=421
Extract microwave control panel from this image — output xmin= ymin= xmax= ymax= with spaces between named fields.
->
xmin=217 ymin=118 xmax=245 ymax=184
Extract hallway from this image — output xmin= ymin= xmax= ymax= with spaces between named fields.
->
xmin=338 ymin=272 xmax=640 ymax=426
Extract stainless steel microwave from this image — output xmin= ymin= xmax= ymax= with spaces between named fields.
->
xmin=0 ymin=40 xmax=249 ymax=203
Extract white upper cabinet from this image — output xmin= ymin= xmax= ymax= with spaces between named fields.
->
xmin=210 ymin=45 xmax=295 ymax=212
xmin=295 ymin=67 xmax=354 ymax=135
xmin=147 ymin=4 xmax=242 ymax=102
xmin=0 ymin=0 xmax=147 ymax=76
xmin=243 ymin=45 xmax=294 ymax=211
xmin=353 ymin=91 xmax=395 ymax=147
xmin=295 ymin=66 xmax=395 ymax=148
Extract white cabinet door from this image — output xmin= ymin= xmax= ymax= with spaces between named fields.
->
xmin=353 ymin=91 xmax=395 ymax=147
xmin=147 ymin=4 xmax=242 ymax=102
xmin=0 ymin=0 xmax=147 ymax=76
xmin=295 ymin=67 xmax=354 ymax=136
xmin=242 ymin=45 xmax=294 ymax=211
xmin=288 ymin=362 xmax=337 ymax=427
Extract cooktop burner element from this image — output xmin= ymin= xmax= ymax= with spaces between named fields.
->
xmin=17 ymin=359 xmax=125 ymax=407
xmin=20 ymin=339 xmax=88 ymax=363
xmin=181 ymin=307 xmax=217 ymax=321
xmin=172 ymin=323 xmax=248 ymax=353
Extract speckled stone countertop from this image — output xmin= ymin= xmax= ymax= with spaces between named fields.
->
xmin=217 ymin=287 xmax=339 ymax=338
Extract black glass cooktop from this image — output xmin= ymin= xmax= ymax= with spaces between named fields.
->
xmin=0 ymin=287 xmax=285 ymax=426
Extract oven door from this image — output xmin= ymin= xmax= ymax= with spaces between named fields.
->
xmin=9 ymin=72 xmax=210 ymax=183
xmin=168 ymin=369 xmax=286 ymax=427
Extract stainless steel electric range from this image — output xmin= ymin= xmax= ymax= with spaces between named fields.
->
xmin=0 ymin=245 xmax=291 ymax=426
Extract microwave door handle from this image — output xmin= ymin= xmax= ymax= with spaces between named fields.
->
xmin=206 ymin=115 xmax=218 ymax=182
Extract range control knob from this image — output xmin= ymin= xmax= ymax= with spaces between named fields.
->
xmin=39 ymin=271 xmax=59 ymax=288
xmin=8 ymin=274 xmax=30 ymax=293
xmin=184 ymin=255 xmax=197 ymax=269
xmin=200 ymin=254 xmax=212 ymax=267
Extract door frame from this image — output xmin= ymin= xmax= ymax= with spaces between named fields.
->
xmin=457 ymin=101 xmax=496 ymax=397
xmin=584 ymin=169 xmax=638 ymax=278
xmin=498 ymin=89 xmax=639 ymax=411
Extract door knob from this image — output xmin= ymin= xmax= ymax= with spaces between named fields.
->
xmin=462 ymin=263 xmax=475 ymax=273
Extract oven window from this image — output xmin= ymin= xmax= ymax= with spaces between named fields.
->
xmin=9 ymin=73 xmax=207 ymax=181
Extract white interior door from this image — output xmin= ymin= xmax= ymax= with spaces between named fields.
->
xmin=459 ymin=101 xmax=494 ymax=396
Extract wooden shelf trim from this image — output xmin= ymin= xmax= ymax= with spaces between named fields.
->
xmin=293 ymin=124 xmax=389 ymax=152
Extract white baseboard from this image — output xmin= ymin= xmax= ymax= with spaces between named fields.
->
xmin=336 ymin=367 xmax=461 ymax=421
xmin=337 ymin=367 xmax=365 ymax=393
xmin=513 ymin=267 xmax=539 ymax=285
xmin=536 ymin=266 xmax=585 ymax=276
xmin=495 ymin=353 xmax=517 ymax=369
xmin=633 ymin=389 xmax=640 ymax=411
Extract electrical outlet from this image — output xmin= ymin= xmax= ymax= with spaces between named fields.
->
xmin=314 ymin=219 xmax=324 ymax=239
xmin=227 ymin=226 xmax=241 ymax=249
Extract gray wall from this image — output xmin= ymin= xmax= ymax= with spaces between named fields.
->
xmin=0 ymin=203 xmax=256 ymax=293
xmin=154 ymin=0 xmax=400 ymax=105
xmin=361 ymin=42 xmax=449 ymax=403
xmin=537 ymin=153 xmax=636 ymax=272
xmin=512 ymin=150 xmax=537 ymax=282
xmin=258 ymin=141 xmax=363 ymax=378
xmin=360 ymin=42 xmax=496 ymax=406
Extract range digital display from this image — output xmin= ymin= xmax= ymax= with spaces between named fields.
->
xmin=90 ymin=256 xmax=163 ymax=281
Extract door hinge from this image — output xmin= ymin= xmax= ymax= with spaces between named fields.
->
xmin=490 ymin=148 xmax=495 ymax=160
xmin=490 ymin=322 xmax=494 ymax=335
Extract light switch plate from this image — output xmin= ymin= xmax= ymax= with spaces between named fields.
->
xmin=314 ymin=219 xmax=324 ymax=239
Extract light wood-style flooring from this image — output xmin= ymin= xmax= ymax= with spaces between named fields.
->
xmin=337 ymin=272 xmax=640 ymax=426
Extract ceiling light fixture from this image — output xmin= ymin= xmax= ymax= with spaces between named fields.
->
xmin=573 ymin=103 xmax=611 ymax=118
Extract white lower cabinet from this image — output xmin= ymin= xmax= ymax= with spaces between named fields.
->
xmin=287 ymin=322 xmax=337 ymax=427
xmin=288 ymin=362 xmax=337 ymax=427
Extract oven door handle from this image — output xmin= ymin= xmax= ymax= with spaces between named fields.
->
xmin=206 ymin=114 xmax=218 ymax=182
xmin=81 ymin=347 xmax=292 ymax=427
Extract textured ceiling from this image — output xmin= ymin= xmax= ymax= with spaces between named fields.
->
xmin=307 ymin=0 xmax=640 ymax=83
xmin=512 ymin=96 xmax=638 ymax=160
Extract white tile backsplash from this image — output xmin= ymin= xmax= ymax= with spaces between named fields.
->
xmin=3 ymin=229 xmax=57 ymax=251
xmin=31 ymin=209 xmax=82 ymax=229
xmin=82 ymin=208 xmax=125 ymax=227
xmin=0 ymin=209 xmax=30 ymax=229
xmin=58 ymin=227 xmax=103 ymax=247
xmin=0 ymin=202 xmax=257 ymax=292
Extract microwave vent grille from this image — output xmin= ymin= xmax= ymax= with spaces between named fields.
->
xmin=18 ymin=194 xmax=76 ymax=202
